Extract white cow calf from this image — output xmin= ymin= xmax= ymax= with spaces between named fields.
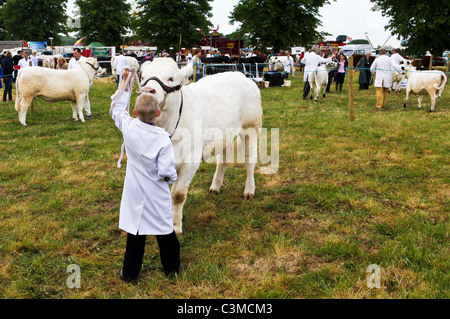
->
xmin=308 ymin=61 xmax=338 ymax=101
xmin=401 ymin=60 xmax=447 ymax=112
xmin=15 ymin=57 xmax=104 ymax=126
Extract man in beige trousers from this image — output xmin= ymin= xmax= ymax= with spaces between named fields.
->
xmin=370 ymin=49 xmax=393 ymax=109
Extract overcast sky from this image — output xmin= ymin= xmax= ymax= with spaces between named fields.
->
xmin=67 ymin=0 xmax=401 ymax=48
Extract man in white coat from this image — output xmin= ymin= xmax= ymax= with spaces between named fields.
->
xmin=301 ymin=46 xmax=335 ymax=100
xmin=111 ymin=69 xmax=182 ymax=282
xmin=113 ymin=51 xmax=129 ymax=86
xmin=68 ymin=48 xmax=92 ymax=119
xmin=370 ymin=49 xmax=393 ymax=109
xmin=18 ymin=51 xmax=36 ymax=69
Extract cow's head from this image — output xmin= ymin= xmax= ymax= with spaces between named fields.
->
xmin=400 ymin=60 xmax=415 ymax=73
xmin=85 ymin=57 xmax=106 ymax=76
xmin=140 ymin=57 xmax=192 ymax=107
xmin=326 ymin=61 xmax=338 ymax=69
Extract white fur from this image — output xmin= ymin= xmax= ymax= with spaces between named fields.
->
xmin=402 ymin=60 xmax=447 ymax=112
xmin=308 ymin=62 xmax=338 ymax=101
xmin=15 ymin=57 xmax=103 ymax=126
xmin=141 ymin=58 xmax=263 ymax=234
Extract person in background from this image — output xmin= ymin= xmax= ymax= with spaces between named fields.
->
xmin=191 ymin=48 xmax=203 ymax=82
xmin=18 ymin=50 xmax=35 ymax=69
xmin=113 ymin=51 xmax=130 ymax=86
xmin=68 ymin=48 xmax=92 ymax=120
xmin=31 ymin=51 xmax=39 ymax=66
xmin=301 ymin=46 xmax=335 ymax=100
xmin=357 ymin=52 xmax=373 ymax=90
xmin=370 ymin=49 xmax=393 ymax=109
xmin=1 ymin=51 xmax=14 ymax=102
xmin=335 ymin=53 xmax=348 ymax=91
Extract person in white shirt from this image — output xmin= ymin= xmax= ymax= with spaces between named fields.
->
xmin=113 ymin=51 xmax=130 ymax=86
xmin=283 ymin=53 xmax=295 ymax=79
xmin=18 ymin=51 xmax=36 ymax=69
xmin=68 ymin=48 xmax=91 ymax=119
xmin=370 ymin=49 xmax=393 ymax=109
xmin=30 ymin=51 xmax=39 ymax=67
xmin=300 ymin=46 xmax=335 ymax=100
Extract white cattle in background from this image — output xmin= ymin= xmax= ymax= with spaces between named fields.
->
xmin=268 ymin=56 xmax=294 ymax=74
xmin=139 ymin=58 xmax=263 ymax=234
xmin=390 ymin=70 xmax=406 ymax=93
xmin=15 ymin=57 xmax=104 ymax=126
xmin=111 ymin=56 xmax=139 ymax=76
xmin=401 ymin=60 xmax=447 ymax=112
xmin=308 ymin=61 xmax=338 ymax=101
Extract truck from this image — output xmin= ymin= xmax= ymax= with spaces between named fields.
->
xmin=342 ymin=44 xmax=373 ymax=56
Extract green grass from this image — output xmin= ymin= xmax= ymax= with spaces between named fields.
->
xmin=0 ymin=73 xmax=448 ymax=299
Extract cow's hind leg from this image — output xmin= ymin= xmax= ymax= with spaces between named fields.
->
xmin=18 ymin=98 xmax=32 ymax=126
xmin=75 ymin=96 xmax=86 ymax=122
xmin=209 ymin=148 xmax=228 ymax=195
xmin=240 ymin=128 xmax=259 ymax=199
xmin=171 ymin=162 xmax=201 ymax=234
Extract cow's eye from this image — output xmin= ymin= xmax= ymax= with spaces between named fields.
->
xmin=168 ymin=77 xmax=174 ymax=82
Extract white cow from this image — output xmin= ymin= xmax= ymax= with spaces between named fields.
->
xmin=39 ymin=55 xmax=56 ymax=69
xmin=390 ymin=70 xmax=405 ymax=93
xmin=268 ymin=56 xmax=295 ymax=76
xmin=15 ymin=57 xmax=104 ymax=126
xmin=111 ymin=56 xmax=139 ymax=76
xmin=401 ymin=60 xmax=447 ymax=112
xmin=140 ymin=58 xmax=263 ymax=234
xmin=308 ymin=61 xmax=338 ymax=101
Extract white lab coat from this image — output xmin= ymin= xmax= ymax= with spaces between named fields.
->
xmin=111 ymin=91 xmax=178 ymax=236
xmin=301 ymin=52 xmax=333 ymax=81
xmin=68 ymin=55 xmax=87 ymax=70
xmin=113 ymin=55 xmax=129 ymax=75
xmin=390 ymin=53 xmax=404 ymax=67
xmin=370 ymin=55 xmax=393 ymax=88
xmin=283 ymin=56 xmax=294 ymax=73
xmin=18 ymin=57 xmax=35 ymax=68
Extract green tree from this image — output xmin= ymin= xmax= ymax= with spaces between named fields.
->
xmin=2 ymin=0 xmax=67 ymax=44
xmin=348 ymin=39 xmax=370 ymax=45
xmin=137 ymin=0 xmax=213 ymax=50
xmin=371 ymin=0 xmax=450 ymax=56
xmin=75 ymin=0 xmax=131 ymax=46
xmin=230 ymin=0 xmax=332 ymax=52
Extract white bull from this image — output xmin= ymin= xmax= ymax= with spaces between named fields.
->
xmin=15 ymin=57 xmax=104 ymax=126
xmin=401 ymin=60 xmax=447 ymax=112
xmin=140 ymin=58 xmax=263 ymax=234
xmin=308 ymin=61 xmax=338 ymax=101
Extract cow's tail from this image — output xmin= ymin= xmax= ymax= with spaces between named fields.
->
xmin=437 ymin=73 xmax=447 ymax=92
xmin=14 ymin=70 xmax=22 ymax=112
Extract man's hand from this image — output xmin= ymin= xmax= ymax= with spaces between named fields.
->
xmin=121 ymin=68 xmax=135 ymax=91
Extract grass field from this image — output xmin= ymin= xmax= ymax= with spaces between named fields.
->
xmin=0 ymin=72 xmax=448 ymax=299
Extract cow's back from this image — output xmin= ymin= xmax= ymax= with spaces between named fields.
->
xmin=185 ymin=72 xmax=262 ymax=129
xmin=17 ymin=67 xmax=87 ymax=102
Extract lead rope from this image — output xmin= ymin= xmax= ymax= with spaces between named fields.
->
xmin=110 ymin=66 xmax=142 ymax=168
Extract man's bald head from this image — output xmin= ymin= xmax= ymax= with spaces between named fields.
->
xmin=135 ymin=93 xmax=159 ymax=123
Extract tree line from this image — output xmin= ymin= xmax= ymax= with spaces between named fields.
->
xmin=0 ymin=0 xmax=448 ymax=56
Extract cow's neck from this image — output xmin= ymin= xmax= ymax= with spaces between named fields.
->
xmin=156 ymin=90 xmax=183 ymax=138
xmin=80 ymin=64 xmax=95 ymax=83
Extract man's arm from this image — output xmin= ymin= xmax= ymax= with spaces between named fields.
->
xmin=157 ymin=140 xmax=178 ymax=184
xmin=111 ymin=69 xmax=133 ymax=132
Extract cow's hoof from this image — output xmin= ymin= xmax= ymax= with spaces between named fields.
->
xmin=174 ymin=226 xmax=183 ymax=235
xmin=244 ymin=193 xmax=255 ymax=200
xmin=403 ymin=104 xmax=407 ymax=108
xmin=428 ymin=110 xmax=434 ymax=113
xmin=209 ymin=189 xmax=220 ymax=196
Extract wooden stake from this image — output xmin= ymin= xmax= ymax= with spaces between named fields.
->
xmin=349 ymin=56 xmax=355 ymax=122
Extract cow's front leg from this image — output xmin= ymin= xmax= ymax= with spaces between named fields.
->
xmin=403 ymin=90 xmax=410 ymax=108
xmin=171 ymin=162 xmax=200 ymax=234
